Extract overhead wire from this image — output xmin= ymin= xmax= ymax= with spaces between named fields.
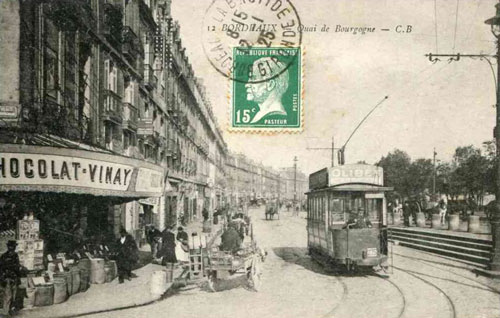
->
xmin=452 ymin=0 xmax=461 ymax=52
xmin=434 ymin=0 xmax=439 ymax=53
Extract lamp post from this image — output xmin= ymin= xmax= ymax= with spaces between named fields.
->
xmin=485 ymin=1 xmax=500 ymax=272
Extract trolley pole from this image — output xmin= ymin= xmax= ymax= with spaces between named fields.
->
xmin=429 ymin=1 xmax=500 ymax=272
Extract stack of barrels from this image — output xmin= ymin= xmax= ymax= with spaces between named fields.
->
xmin=33 ymin=257 xmax=117 ymax=307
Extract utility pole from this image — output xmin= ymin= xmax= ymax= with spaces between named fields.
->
xmin=433 ymin=148 xmax=437 ymax=195
xmin=293 ymin=156 xmax=298 ymax=204
xmin=427 ymin=2 xmax=500 ymax=272
xmin=306 ymin=136 xmax=340 ymax=167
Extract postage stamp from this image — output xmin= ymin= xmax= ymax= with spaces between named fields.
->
xmin=230 ymin=47 xmax=302 ymax=131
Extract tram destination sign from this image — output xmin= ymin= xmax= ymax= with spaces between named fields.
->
xmin=309 ymin=168 xmax=329 ymax=190
xmin=329 ymin=164 xmax=384 ymax=187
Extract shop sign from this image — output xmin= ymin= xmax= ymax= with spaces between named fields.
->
xmin=0 ymin=152 xmax=164 ymax=196
xmin=329 ymin=164 xmax=383 ymax=187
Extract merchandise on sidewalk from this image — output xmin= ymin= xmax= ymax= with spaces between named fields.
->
xmin=4 ymin=217 xmax=122 ymax=314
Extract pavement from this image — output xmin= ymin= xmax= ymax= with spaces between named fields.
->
xmin=14 ymin=219 xmax=223 ymax=318
xmin=79 ymin=207 xmax=500 ymax=318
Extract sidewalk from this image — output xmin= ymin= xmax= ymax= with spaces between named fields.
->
xmin=17 ymin=263 xmax=175 ymax=318
xmin=16 ymin=220 xmax=223 ymax=318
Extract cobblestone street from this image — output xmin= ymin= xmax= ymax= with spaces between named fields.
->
xmin=80 ymin=206 xmax=500 ymax=318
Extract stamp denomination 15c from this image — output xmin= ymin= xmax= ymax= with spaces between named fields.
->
xmin=231 ymin=47 xmax=302 ymax=131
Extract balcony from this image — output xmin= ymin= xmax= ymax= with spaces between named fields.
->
xmin=122 ymin=26 xmax=143 ymax=61
xmin=144 ymin=64 xmax=157 ymax=90
xmin=122 ymin=102 xmax=138 ymax=131
xmin=102 ymin=90 xmax=123 ymax=124
xmin=137 ymin=117 xmax=154 ymax=136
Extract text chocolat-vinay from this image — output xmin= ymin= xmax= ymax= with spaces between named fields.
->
xmin=0 ymin=157 xmax=132 ymax=185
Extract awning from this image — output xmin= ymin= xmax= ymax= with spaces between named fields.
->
xmin=0 ymin=135 xmax=165 ymax=198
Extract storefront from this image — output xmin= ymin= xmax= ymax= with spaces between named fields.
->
xmin=0 ymin=142 xmax=165 ymax=254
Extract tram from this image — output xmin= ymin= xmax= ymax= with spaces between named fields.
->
xmin=306 ymin=164 xmax=392 ymax=271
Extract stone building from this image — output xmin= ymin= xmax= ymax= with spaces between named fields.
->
xmin=0 ymin=0 xmax=226 ymax=249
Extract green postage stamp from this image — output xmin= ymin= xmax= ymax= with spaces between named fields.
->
xmin=230 ymin=47 xmax=302 ymax=132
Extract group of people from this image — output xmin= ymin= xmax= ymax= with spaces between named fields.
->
xmin=145 ymin=224 xmax=190 ymax=265
xmin=398 ymin=198 xmax=447 ymax=227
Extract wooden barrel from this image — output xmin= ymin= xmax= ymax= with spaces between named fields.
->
xmin=79 ymin=269 xmax=90 ymax=292
xmin=104 ymin=263 xmax=114 ymax=283
xmin=468 ymin=215 xmax=491 ymax=234
xmin=106 ymin=260 xmax=117 ymax=280
xmin=70 ymin=267 xmax=81 ymax=295
xmin=52 ymin=277 xmax=68 ymax=304
xmin=431 ymin=214 xmax=442 ymax=229
xmin=78 ymin=258 xmax=91 ymax=272
xmin=416 ymin=212 xmax=426 ymax=227
xmin=150 ymin=270 xmax=167 ymax=296
xmin=35 ymin=284 xmax=54 ymax=307
xmin=65 ymin=271 xmax=74 ymax=296
xmin=468 ymin=215 xmax=480 ymax=233
xmin=448 ymin=214 xmax=460 ymax=231
xmin=90 ymin=258 xmax=106 ymax=284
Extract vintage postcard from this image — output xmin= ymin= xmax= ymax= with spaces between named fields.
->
xmin=1 ymin=0 xmax=500 ymax=318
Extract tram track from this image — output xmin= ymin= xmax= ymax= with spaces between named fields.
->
xmin=393 ymin=265 xmax=457 ymax=318
xmin=392 ymin=252 xmax=500 ymax=295
xmin=371 ymin=274 xmax=407 ymax=318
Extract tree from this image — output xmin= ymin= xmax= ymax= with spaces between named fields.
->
xmin=376 ymin=149 xmax=411 ymax=200
xmin=405 ymin=159 xmax=434 ymax=197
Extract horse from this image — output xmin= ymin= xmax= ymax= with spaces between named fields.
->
xmin=265 ymin=205 xmax=279 ymax=220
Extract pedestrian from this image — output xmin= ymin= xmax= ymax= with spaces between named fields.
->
xmin=402 ymin=201 xmax=411 ymax=227
xmin=115 ymin=228 xmax=139 ymax=284
xmin=158 ymin=225 xmax=177 ymax=265
xmin=0 ymin=240 xmax=22 ymax=316
xmin=220 ymin=223 xmax=242 ymax=254
xmin=176 ymin=226 xmax=189 ymax=263
xmin=410 ymin=201 xmax=418 ymax=226
xmin=438 ymin=200 xmax=447 ymax=225
xmin=146 ymin=225 xmax=161 ymax=258
xmin=294 ymin=202 xmax=300 ymax=217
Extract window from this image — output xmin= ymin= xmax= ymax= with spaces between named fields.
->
xmin=329 ymin=196 xmax=345 ymax=225
xmin=44 ymin=19 xmax=59 ymax=99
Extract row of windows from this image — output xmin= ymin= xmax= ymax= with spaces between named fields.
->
xmin=308 ymin=193 xmax=383 ymax=225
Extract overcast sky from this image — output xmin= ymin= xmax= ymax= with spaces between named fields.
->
xmin=172 ymin=0 xmax=497 ymax=175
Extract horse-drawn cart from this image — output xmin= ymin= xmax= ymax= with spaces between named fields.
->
xmin=203 ymin=243 xmax=262 ymax=292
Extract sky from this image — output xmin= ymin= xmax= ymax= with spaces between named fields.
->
xmin=172 ymin=0 xmax=498 ymax=175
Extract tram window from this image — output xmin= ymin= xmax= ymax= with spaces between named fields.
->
xmin=329 ymin=197 xmax=344 ymax=225
xmin=366 ymin=199 xmax=382 ymax=221
xmin=321 ymin=196 xmax=325 ymax=221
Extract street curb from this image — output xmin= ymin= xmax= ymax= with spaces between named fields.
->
xmin=38 ymin=273 xmax=183 ymax=318
xmin=472 ymin=268 xmax=500 ymax=280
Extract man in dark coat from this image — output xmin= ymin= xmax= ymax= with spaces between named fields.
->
xmin=220 ymin=225 xmax=242 ymax=254
xmin=0 ymin=240 xmax=21 ymax=315
xmin=402 ymin=202 xmax=411 ymax=227
xmin=158 ymin=226 xmax=177 ymax=265
xmin=116 ymin=228 xmax=139 ymax=283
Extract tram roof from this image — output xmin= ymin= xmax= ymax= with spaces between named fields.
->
xmin=306 ymin=183 xmax=393 ymax=194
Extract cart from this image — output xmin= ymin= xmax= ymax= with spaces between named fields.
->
xmin=203 ymin=243 xmax=262 ymax=292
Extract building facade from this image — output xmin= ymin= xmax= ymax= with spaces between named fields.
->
xmin=0 ymin=0 xmax=226 ymax=249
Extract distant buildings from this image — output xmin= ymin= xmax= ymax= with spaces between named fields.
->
xmin=0 ymin=0 xmax=305 ymax=251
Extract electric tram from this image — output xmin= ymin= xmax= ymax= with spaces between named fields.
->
xmin=306 ymin=164 xmax=392 ymax=271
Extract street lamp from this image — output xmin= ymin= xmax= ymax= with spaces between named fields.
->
xmin=485 ymin=1 xmax=500 ymax=272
